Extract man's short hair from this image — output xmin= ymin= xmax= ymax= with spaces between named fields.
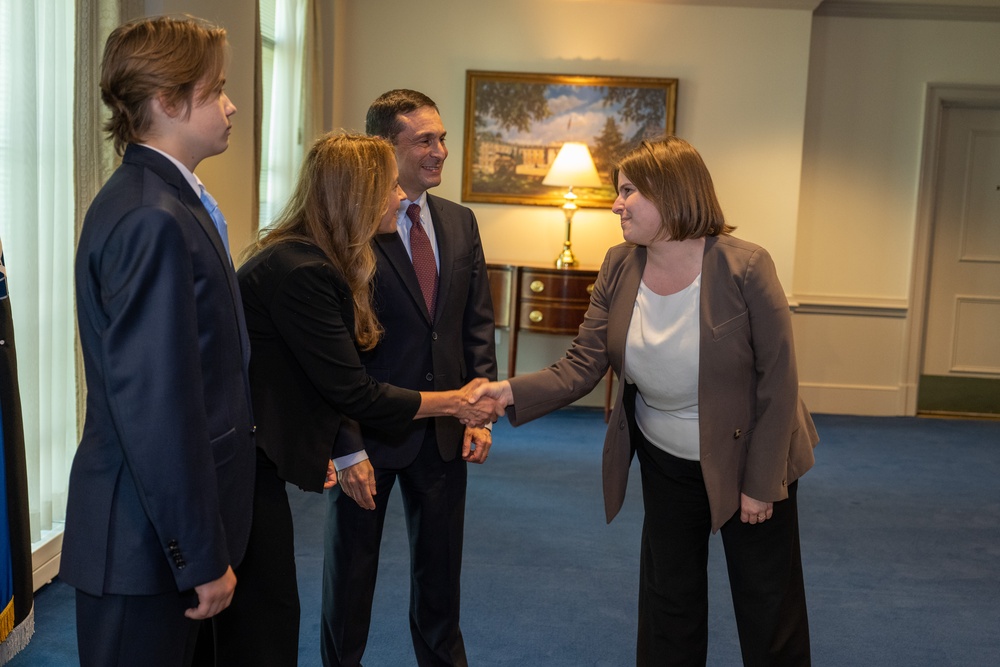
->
xmin=365 ymin=89 xmax=439 ymax=143
xmin=100 ymin=15 xmax=228 ymax=155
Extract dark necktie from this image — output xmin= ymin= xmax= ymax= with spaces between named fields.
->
xmin=407 ymin=203 xmax=438 ymax=317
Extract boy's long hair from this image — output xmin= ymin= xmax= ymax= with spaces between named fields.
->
xmin=100 ymin=15 xmax=228 ymax=155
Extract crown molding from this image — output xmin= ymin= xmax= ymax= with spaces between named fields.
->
xmin=814 ymin=1 xmax=1000 ymax=21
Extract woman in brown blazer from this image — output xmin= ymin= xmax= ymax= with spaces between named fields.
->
xmin=473 ymin=137 xmax=819 ymax=666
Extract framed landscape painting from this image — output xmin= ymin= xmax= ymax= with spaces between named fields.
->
xmin=461 ymin=70 xmax=678 ymax=208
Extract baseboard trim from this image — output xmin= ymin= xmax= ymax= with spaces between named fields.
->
xmin=799 ymin=381 xmax=907 ymax=416
xmin=917 ymin=409 xmax=1000 ymax=421
xmin=31 ymin=529 xmax=63 ymax=592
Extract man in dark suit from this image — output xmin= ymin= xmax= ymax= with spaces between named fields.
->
xmin=321 ymin=90 xmax=497 ymax=667
xmin=60 ymin=16 xmax=255 ymax=667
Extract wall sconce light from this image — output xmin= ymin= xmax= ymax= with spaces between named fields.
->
xmin=542 ymin=142 xmax=603 ymax=268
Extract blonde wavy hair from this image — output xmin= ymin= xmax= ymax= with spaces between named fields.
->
xmin=247 ymin=132 xmax=397 ymax=350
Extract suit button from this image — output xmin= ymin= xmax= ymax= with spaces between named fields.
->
xmin=618 ymin=420 xmax=626 ymax=431
xmin=251 ymin=425 xmax=257 ymax=435
xmin=733 ymin=429 xmax=742 ymax=439
xmin=425 ymin=373 xmax=434 ymax=382
xmin=431 ymin=332 xmax=438 ymax=341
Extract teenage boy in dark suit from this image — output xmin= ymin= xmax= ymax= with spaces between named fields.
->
xmin=61 ymin=16 xmax=255 ymax=667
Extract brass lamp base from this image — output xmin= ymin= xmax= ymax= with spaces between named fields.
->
xmin=555 ymin=244 xmax=577 ymax=268
xmin=554 ymin=188 xmax=579 ymax=269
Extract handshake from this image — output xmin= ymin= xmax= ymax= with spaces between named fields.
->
xmin=449 ymin=378 xmax=514 ymax=428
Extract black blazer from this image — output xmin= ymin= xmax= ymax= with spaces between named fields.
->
xmin=237 ymin=241 xmax=421 ymax=491
xmin=340 ymin=194 xmax=497 ymax=469
xmin=62 ymin=144 xmax=256 ymax=596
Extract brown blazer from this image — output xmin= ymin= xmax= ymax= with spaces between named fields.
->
xmin=507 ymin=235 xmax=818 ymax=531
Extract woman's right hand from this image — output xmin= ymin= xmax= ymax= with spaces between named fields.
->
xmin=467 ymin=380 xmax=513 ymax=414
xmin=417 ymin=378 xmax=506 ymax=426
xmin=452 ymin=378 xmax=505 ymax=426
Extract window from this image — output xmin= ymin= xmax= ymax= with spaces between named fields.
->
xmin=259 ymin=0 xmax=277 ymax=228
xmin=258 ymin=0 xmax=316 ymax=230
xmin=0 ymin=2 xmax=77 ymax=560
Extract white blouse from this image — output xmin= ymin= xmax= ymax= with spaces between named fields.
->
xmin=624 ymin=275 xmax=701 ymax=461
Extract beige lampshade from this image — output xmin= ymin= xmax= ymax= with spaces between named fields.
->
xmin=542 ymin=142 xmax=603 ymax=188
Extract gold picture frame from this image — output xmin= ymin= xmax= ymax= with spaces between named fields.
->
xmin=461 ymin=70 xmax=678 ymax=208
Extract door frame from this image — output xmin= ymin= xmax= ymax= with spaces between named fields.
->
xmin=904 ymin=84 xmax=1000 ymax=414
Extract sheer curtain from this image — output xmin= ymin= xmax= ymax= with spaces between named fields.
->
xmin=0 ymin=2 xmax=77 ymax=549
xmin=260 ymin=0 xmax=324 ymax=229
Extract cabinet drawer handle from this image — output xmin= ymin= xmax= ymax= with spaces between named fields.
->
xmin=529 ymin=310 xmax=544 ymax=323
xmin=586 ymin=283 xmax=595 ymax=294
xmin=529 ymin=280 xmax=545 ymax=293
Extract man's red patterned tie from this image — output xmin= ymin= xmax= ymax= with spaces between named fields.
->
xmin=406 ymin=203 xmax=438 ymax=317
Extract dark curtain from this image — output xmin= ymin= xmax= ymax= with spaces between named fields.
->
xmin=0 ymin=243 xmax=33 ymax=663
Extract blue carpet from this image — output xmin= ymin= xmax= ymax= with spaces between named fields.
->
xmin=11 ymin=412 xmax=1000 ymax=666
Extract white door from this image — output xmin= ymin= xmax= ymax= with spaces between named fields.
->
xmin=919 ymin=106 xmax=1000 ymax=416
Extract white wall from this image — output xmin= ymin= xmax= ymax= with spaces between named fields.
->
xmin=331 ymin=0 xmax=814 ymax=400
xmin=144 ymin=0 xmax=1000 ymax=415
xmin=332 ymin=0 xmax=813 ymax=282
xmin=793 ymin=15 xmax=1000 ymax=414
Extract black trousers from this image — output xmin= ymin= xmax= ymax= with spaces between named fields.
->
xmin=194 ymin=448 xmax=300 ymax=666
xmin=76 ymin=588 xmax=201 ymax=667
xmin=635 ymin=433 xmax=810 ymax=667
xmin=321 ymin=427 xmax=468 ymax=667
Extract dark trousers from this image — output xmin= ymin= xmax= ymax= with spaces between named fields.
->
xmin=76 ymin=588 xmax=201 ymax=667
xmin=635 ymin=433 xmax=810 ymax=667
xmin=321 ymin=428 xmax=468 ymax=667
xmin=194 ymin=448 xmax=300 ymax=666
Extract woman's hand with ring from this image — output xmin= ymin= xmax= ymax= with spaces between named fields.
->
xmin=740 ymin=492 xmax=773 ymax=525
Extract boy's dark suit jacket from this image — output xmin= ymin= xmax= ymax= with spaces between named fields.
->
xmin=61 ymin=144 xmax=256 ymax=597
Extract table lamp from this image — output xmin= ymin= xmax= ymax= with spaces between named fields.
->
xmin=542 ymin=142 xmax=603 ymax=268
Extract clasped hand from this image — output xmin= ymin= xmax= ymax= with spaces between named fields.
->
xmin=465 ymin=379 xmax=513 ymax=416
xmin=453 ymin=378 xmax=506 ymax=426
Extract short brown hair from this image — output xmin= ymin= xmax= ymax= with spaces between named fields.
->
xmin=247 ymin=133 xmax=397 ymax=350
xmin=100 ymin=15 xmax=228 ymax=155
xmin=614 ymin=136 xmax=734 ymax=241
xmin=365 ymin=89 xmax=439 ymax=143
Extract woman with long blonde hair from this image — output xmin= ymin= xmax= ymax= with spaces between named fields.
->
xmin=216 ymin=132 xmax=495 ymax=665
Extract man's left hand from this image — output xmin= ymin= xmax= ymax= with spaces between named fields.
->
xmin=462 ymin=426 xmax=492 ymax=464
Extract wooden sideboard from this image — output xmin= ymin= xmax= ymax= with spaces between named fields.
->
xmin=487 ymin=262 xmax=612 ymax=419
